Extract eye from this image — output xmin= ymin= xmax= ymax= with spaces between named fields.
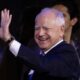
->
xmin=43 ymin=27 xmax=49 ymax=31
xmin=43 ymin=27 xmax=52 ymax=31
xmin=35 ymin=26 xmax=40 ymax=31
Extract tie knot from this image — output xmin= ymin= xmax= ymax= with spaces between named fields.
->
xmin=40 ymin=51 xmax=45 ymax=56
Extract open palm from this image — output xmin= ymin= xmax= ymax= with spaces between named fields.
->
xmin=0 ymin=9 xmax=12 ymax=41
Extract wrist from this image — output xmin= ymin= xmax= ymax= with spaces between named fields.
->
xmin=5 ymin=36 xmax=15 ymax=45
xmin=3 ymin=33 xmax=12 ymax=42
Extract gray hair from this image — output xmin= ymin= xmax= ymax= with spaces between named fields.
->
xmin=35 ymin=7 xmax=65 ymax=27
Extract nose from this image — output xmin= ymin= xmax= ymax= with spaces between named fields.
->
xmin=38 ymin=28 xmax=45 ymax=36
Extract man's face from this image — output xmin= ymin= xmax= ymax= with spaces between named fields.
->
xmin=53 ymin=4 xmax=71 ymax=32
xmin=34 ymin=11 xmax=64 ymax=51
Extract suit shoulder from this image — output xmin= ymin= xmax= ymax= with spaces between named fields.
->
xmin=60 ymin=41 xmax=75 ymax=52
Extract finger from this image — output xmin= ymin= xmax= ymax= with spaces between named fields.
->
xmin=10 ymin=14 xmax=12 ymax=22
xmin=4 ymin=8 xmax=7 ymax=12
xmin=2 ymin=9 xmax=9 ymax=18
xmin=5 ymin=14 xmax=12 ymax=29
xmin=9 ymin=14 xmax=12 ymax=22
xmin=1 ymin=9 xmax=6 ymax=19
xmin=1 ymin=10 xmax=4 ymax=18
xmin=8 ymin=14 xmax=12 ymax=26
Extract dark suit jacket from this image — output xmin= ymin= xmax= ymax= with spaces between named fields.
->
xmin=17 ymin=41 xmax=79 ymax=80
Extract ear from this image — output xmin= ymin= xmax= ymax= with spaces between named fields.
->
xmin=71 ymin=17 xmax=78 ymax=26
xmin=60 ymin=26 xmax=65 ymax=37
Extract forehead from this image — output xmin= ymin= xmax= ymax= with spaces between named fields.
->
xmin=35 ymin=14 xmax=57 ymax=28
xmin=35 ymin=10 xmax=57 ymax=26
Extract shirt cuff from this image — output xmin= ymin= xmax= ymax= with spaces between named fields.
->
xmin=9 ymin=40 xmax=21 ymax=56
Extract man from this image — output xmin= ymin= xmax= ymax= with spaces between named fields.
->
xmin=0 ymin=8 xmax=79 ymax=80
xmin=22 ymin=1 xmax=80 ymax=79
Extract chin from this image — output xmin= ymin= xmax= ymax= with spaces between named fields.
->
xmin=39 ymin=45 xmax=48 ymax=50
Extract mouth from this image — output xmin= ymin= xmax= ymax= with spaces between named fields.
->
xmin=38 ymin=37 xmax=49 ymax=42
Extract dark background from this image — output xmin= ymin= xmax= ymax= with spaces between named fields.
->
xmin=0 ymin=0 xmax=80 ymax=80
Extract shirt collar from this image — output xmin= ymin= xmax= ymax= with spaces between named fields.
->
xmin=44 ymin=39 xmax=63 ymax=54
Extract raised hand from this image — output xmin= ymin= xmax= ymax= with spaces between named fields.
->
xmin=0 ymin=9 xmax=12 ymax=41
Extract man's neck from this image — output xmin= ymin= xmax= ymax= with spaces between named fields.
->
xmin=64 ymin=28 xmax=72 ymax=44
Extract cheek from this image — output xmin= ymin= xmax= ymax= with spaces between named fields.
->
xmin=51 ymin=29 xmax=59 ymax=35
xmin=34 ymin=33 xmax=37 ymax=42
xmin=34 ymin=32 xmax=38 ymax=38
xmin=34 ymin=35 xmax=37 ymax=42
xmin=51 ymin=29 xmax=61 ymax=38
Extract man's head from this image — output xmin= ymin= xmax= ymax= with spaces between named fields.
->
xmin=34 ymin=8 xmax=65 ymax=51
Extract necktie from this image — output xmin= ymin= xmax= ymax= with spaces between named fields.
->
xmin=40 ymin=50 xmax=45 ymax=56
